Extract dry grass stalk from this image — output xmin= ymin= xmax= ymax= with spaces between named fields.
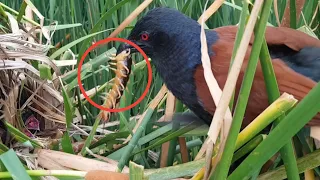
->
xmin=108 ymin=0 xmax=153 ymax=38
xmin=0 ymin=2 xmax=67 ymax=150
xmin=160 ymin=92 xmax=176 ymax=167
xmin=37 ymin=149 xmax=129 ymax=173
xmin=178 ymin=137 xmax=189 ymax=163
xmin=197 ymin=0 xmax=226 ymax=23
xmin=199 ymin=0 xmax=232 ymax=144
xmin=198 ymin=0 xmax=230 ymax=178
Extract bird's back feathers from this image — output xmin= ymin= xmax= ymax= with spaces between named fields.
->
xmin=194 ymin=26 xmax=320 ymax=127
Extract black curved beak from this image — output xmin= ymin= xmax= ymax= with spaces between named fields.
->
xmin=117 ymin=43 xmax=134 ymax=55
xmin=116 ymin=40 xmax=147 ymax=55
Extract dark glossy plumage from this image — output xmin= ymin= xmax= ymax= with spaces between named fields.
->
xmin=118 ymin=7 xmax=320 ymax=127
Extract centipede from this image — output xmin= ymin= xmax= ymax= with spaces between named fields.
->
xmin=99 ymin=48 xmax=132 ymax=122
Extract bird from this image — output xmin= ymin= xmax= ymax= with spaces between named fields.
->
xmin=117 ymin=7 xmax=320 ymax=128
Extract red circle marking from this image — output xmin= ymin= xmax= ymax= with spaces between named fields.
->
xmin=77 ymin=37 xmax=152 ymax=113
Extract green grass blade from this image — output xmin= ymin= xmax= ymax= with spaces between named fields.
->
xmin=5 ymin=122 xmax=42 ymax=148
xmin=229 ymin=1 xmax=249 ymax=109
xmin=89 ymin=131 xmax=130 ymax=149
xmin=167 ymin=119 xmax=180 ymax=166
xmin=289 ymin=0 xmax=296 ymax=28
xmin=61 ymin=132 xmax=75 ymax=154
xmin=107 ymin=123 xmax=173 ymax=161
xmin=181 ymin=0 xmax=192 ymax=13
xmin=258 ymin=148 xmax=320 ymax=180
xmin=58 ymin=76 xmax=73 ymax=156
xmin=16 ymin=1 xmax=27 ymax=23
xmin=0 ymin=170 xmax=86 ymax=179
xmin=229 ymin=81 xmax=320 ymax=179
xmin=0 ymin=142 xmax=8 ymax=154
xmin=66 ymin=65 xmax=92 ymax=91
xmin=259 ymin=40 xmax=280 ymax=101
xmin=117 ymin=108 xmax=154 ymax=172
xmin=61 ymin=47 xmax=116 ymax=84
xmin=232 ymin=134 xmax=266 ymax=163
xmin=133 ymin=121 xmax=198 ymax=156
xmin=44 ymin=23 xmax=82 ymax=31
xmin=61 ymin=79 xmax=73 ymax=130
xmin=0 ymin=149 xmax=31 ymax=180
xmin=145 ymin=158 xmax=205 ymax=180
xmin=137 ymin=123 xmax=173 ymax=146
xmin=77 ymin=0 xmax=132 ymax=61
xmin=79 ymin=118 xmax=100 ymax=156
xmin=49 ymin=28 xmax=114 ymax=60
xmin=38 ymin=64 xmax=53 ymax=80
xmin=260 ymin=39 xmax=299 ymax=179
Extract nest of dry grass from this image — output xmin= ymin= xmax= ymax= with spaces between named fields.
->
xmin=0 ymin=8 xmax=66 ymax=149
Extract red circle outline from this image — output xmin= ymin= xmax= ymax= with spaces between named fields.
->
xmin=77 ymin=38 xmax=152 ymax=113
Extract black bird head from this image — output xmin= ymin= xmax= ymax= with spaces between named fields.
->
xmin=117 ymin=7 xmax=201 ymax=56
xmin=117 ymin=7 xmax=218 ymax=124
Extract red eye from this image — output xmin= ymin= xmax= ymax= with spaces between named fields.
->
xmin=141 ymin=33 xmax=149 ymax=41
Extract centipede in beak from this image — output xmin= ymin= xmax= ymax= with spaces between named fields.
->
xmin=98 ymin=48 xmax=132 ymax=122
